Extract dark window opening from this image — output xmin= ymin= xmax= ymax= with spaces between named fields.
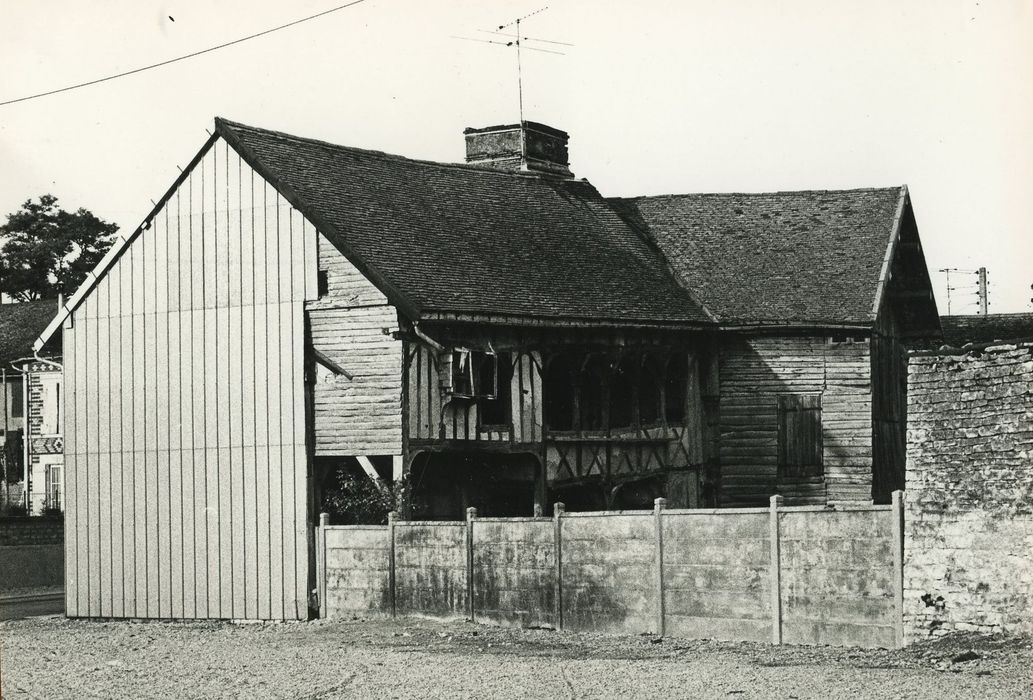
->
xmin=777 ymin=394 xmax=823 ymax=478
xmin=317 ymin=270 xmax=329 ymax=297
xmin=578 ymin=355 xmax=608 ymax=431
xmin=609 ymin=355 xmax=637 ymax=430
xmin=479 ymin=352 xmax=512 ymax=426
xmin=451 ymin=349 xmax=497 ymax=399
xmin=11 ymin=381 xmax=23 ymax=418
xmin=640 ymin=354 xmax=664 ymax=425
xmin=665 ymin=353 xmax=687 ymax=424
xmin=544 ymin=355 xmax=575 ymax=431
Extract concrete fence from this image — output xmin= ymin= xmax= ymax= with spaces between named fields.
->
xmin=317 ymin=493 xmax=904 ymax=648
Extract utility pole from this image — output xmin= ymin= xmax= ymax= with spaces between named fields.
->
xmin=976 ymin=267 xmax=989 ymax=315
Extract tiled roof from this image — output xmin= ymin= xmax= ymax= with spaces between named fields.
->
xmin=217 ymin=119 xmax=711 ymax=325
xmin=941 ymin=313 xmax=1033 ymax=346
xmin=0 ymin=299 xmax=60 ymax=366
xmin=609 ymin=188 xmax=907 ymax=325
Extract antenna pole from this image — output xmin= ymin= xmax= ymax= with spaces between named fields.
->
xmin=516 ymin=18 xmax=526 ymax=163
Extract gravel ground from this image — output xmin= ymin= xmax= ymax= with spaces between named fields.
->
xmin=2 ymin=616 xmax=1031 ymax=699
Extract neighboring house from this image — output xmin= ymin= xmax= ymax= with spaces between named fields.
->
xmin=940 ymin=312 xmax=1033 ymax=346
xmin=0 ymin=299 xmax=64 ymax=514
xmin=35 ymin=118 xmax=939 ymax=620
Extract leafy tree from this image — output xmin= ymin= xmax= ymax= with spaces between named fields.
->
xmin=0 ymin=194 xmax=118 ymax=301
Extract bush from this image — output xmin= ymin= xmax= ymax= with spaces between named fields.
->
xmin=321 ymin=467 xmax=417 ymax=525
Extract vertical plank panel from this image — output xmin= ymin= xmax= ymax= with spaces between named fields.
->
xmin=268 ymin=443 xmax=284 ymax=620
xmin=227 ymin=150 xmax=242 ymax=309
xmin=303 ymin=219 xmax=318 ymax=301
xmin=231 ymin=443 xmax=246 ymax=617
xmin=279 ymin=300 xmax=296 ymax=617
xmin=94 ymin=313 xmax=111 ymax=617
xmin=206 ymin=444 xmax=221 ymax=617
xmin=254 ymin=301 xmax=271 ymax=620
xmin=85 ymin=302 xmax=102 ymax=616
xmin=107 ymin=265 xmax=124 ymax=618
xmin=147 ymin=449 xmax=160 ymax=618
xmin=169 ymin=449 xmax=183 ymax=619
xmin=65 ymin=322 xmax=79 ymax=616
xmin=292 ymin=306 xmax=307 ymax=619
xmin=242 ymin=445 xmax=257 ymax=618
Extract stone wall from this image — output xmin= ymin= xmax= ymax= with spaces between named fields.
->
xmin=905 ymin=342 xmax=1033 ymax=639
xmin=0 ymin=517 xmax=64 ymax=590
xmin=0 ymin=516 xmax=64 ymax=546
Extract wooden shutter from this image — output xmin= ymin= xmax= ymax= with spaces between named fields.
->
xmin=777 ymin=394 xmax=823 ymax=478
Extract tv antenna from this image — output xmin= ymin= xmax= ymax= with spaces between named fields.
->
xmin=451 ymin=6 xmax=573 ymax=130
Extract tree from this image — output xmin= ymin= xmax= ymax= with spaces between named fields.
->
xmin=0 ymin=194 xmax=118 ymax=301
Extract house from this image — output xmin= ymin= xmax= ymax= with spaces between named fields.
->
xmin=940 ymin=312 xmax=1033 ymax=347
xmin=0 ymin=299 xmax=64 ymax=514
xmin=35 ymin=117 xmax=939 ymax=620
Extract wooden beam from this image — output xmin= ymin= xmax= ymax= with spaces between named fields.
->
xmin=356 ymin=456 xmax=387 ymax=491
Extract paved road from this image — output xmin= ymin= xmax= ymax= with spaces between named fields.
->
xmin=0 ymin=593 xmax=64 ymax=621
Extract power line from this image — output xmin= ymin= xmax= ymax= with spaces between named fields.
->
xmin=0 ymin=0 xmax=370 ymax=108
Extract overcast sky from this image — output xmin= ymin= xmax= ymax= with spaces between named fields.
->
xmin=2 ymin=0 xmax=1030 ymax=314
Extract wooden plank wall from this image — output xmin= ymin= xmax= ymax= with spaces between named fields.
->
xmin=406 ymin=346 xmax=543 ymax=444
xmin=870 ymin=304 xmax=907 ymax=504
xmin=64 ymin=137 xmax=315 ymax=620
xmin=718 ymin=335 xmax=872 ymax=506
xmin=307 ymin=235 xmax=402 ymax=456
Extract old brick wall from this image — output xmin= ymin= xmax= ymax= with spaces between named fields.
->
xmin=0 ymin=516 xmax=64 ymax=546
xmin=0 ymin=517 xmax=64 ymax=590
xmin=905 ymin=342 xmax=1033 ymax=639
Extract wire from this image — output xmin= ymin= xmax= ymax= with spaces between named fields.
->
xmin=0 ymin=0 xmax=370 ymax=107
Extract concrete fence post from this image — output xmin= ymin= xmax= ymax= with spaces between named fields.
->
xmin=769 ymin=495 xmax=783 ymax=644
xmin=466 ymin=506 xmax=477 ymax=622
xmin=318 ymin=512 xmax=329 ymax=619
xmin=654 ymin=497 xmax=667 ymax=636
xmin=388 ymin=510 xmax=398 ymax=619
xmin=554 ymin=502 xmax=565 ymax=631
xmin=892 ymin=489 xmax=905 ymax=648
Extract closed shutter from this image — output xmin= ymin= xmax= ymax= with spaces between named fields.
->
xmin=777 ymin=394 xmax=823 ymax=478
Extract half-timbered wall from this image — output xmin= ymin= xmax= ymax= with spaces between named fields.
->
xmin=63 ymin=137 xmax=316 ymax=621
xmin=406 ymin=344 xmax=543 ymax=445
xmin=718 ymin=335 xmax=872 ymax=506
xmin=307 ymin=235 xmax=402 ymax=456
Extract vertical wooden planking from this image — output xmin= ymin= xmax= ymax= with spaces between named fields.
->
xmin=279 ymin=300 xmax=296 ymax=616
xmin=106 ymin=265 xmax=124 ymax=618
xmin=84 ymin=297 xmax=102 ymax=616
xmin=95 ymin=311 xmax=111 ymax=618
xmin=156 ymin=450 xmax=171 ymax=618
xmin=254 ymin=302 xmax=271 ymax=620
xmin=65 ymin=321 xmax=79 ymax=616
xmin=229 ymin=304 xmax=245 ymax=617
xmin=303 ymin=219 xmax=318 ymax=301
xmin=292 ymin=305 xmax=307 ymax=619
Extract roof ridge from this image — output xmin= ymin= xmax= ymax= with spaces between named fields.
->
xmin=611 ymin=185 xmax=906 ymax=200
xmin=216 ymin=117 xmax=582 ymax=182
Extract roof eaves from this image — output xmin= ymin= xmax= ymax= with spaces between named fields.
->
xmin=869 ymin=185 xmax=909 ymax=320
xmin=215 ymin=117 xmax=423 ymax=321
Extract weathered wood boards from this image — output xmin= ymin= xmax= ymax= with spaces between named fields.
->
xmin=64 ymin=138 xmax=312 ymax=620
xmin=308 ymin=234 xmax=403 ymax=457
xmin=719 ymin=336 xmax=873 ymax=506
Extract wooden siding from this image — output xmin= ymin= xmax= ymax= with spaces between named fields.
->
xmin=63 ymin=137 xmax=316 ymax=620
xmin=406 ymin=344 xmax=543 ymax=445
xmin=871 ymin=302 xmax=907 ymax=504
xmin=718 ymin=336 xmax=872 ymax=506
xmin=308 ymin=234 xmax=402 ymax=456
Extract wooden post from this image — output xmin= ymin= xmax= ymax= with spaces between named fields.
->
xmin=466 ymin=506 xmax=477 ymax=622
xmin=892 ymin=489 xmax=905 ymax=648
xmin=769 ymin=495 xmax=783 ymax=645
xmin=533 ymin=503 xmax=543 ymax=518
xmin=388 ymin=510 xmax=397 ymax=619
xmin=554 ymin=502 xmax=565 ymax=631
xmin=654 ymin=497 xmax=667 ymax=636
xmin=318 ymin=512 xmax=329 ymax=619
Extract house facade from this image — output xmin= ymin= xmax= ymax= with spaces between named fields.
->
xmin=37 ymin=117 xmax=939 ymax=620
xmin=1 ymin=299 xmax=64 ymax=514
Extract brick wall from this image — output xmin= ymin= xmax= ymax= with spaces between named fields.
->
xmin=0 ymin=516 xmax=64 ymax=546
xmin=905 ymin=342 xmax=1033 ymax=639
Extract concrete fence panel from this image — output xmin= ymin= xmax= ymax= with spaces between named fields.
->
xmin=316 ymin=495 xmax=904 ymax=648
xmin=779 ymin=506 xmax=899 ymax=648
xmin=662 ymin=509 xmax=771 ymax=642
xmin=321 ymin=525 xmax=391 ymax=619
xmin=393 ymin=522 xmax=467 ymax=619
xmin=471 ymin=518 xmax=555 ymax=628
xmin=560 ymin=513 xmax=657 ymax=634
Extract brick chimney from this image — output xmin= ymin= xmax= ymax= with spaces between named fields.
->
xmin=463 ymin=121 xmax=572 ymax=178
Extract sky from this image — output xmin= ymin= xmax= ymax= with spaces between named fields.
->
xmin=1 ymin=0 xmax=1031 ymax=314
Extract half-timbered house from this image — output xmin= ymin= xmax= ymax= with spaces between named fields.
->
xmin=36 ymin=117 xmax=938 ymax=620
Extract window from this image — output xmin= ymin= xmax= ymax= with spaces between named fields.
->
xmin=478 ymin=352 xmax=512 ymax=426
xmin=10 ymin=380 xmax=23 ymax=418
xmin=665 ymin=353 xmax=688 ymax=424
xmin=544 ymin=355 xmax=575 ymax=431
xmin=41 ymin=379 xmax=61 ymax=435
xmin=317 ymin=270 xmax=329 ymax=297
xmin=45 ymin=464 xmax=62 ymax=510
xmin=777 ymin=394 xmax=823 ymax=478
xmin=450 ymin=349 xmax=497 ymax=399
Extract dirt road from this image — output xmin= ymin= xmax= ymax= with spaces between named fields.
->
xmin=2 ymin=616 xmax=1031 ymax=699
